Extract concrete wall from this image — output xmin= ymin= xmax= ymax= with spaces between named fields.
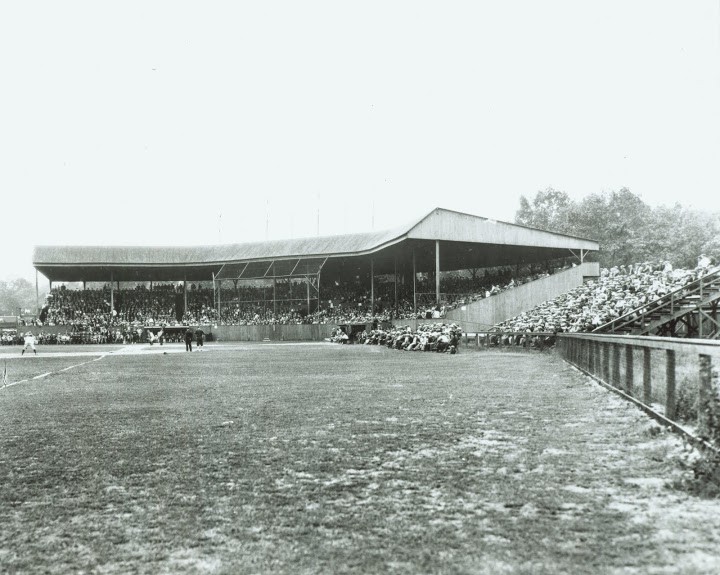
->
xmin=445 ymin=262 xmax=600 ymax=329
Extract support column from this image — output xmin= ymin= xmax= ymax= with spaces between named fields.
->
xmin=370 ymin=259 xmax=374 ymax=316
xmin=212 ymin=272 xmax=217 ymax=320
xmin=394 ymin=255 xmax=398 ymax=317
xmin=35 ymin=269 xmax=39 ymax=314
xmin=183 ymin=279 xmax=187 ymax=318
xmin=435 ymin=240 xmax=440 ymax=305
xmin=412 ymin=248 xmax=417 ymax=316
xmin=273 ymin=264 xmax=277 ymax=316
xmin=110 ymin=271 xmax=114 ymax=315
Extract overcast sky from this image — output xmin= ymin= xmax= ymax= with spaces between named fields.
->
xmin=1 ymin=1 xmax=719 ymax=283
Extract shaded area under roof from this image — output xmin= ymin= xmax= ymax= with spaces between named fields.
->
xmin=33 ymin=208 xmax=599 ymax=282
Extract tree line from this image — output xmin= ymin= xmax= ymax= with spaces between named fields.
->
xmin=515 ymin=187 xmax=720 ymax=269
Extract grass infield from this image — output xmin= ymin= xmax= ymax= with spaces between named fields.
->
xmin=1 ymin=342 xmax=720 ymax=574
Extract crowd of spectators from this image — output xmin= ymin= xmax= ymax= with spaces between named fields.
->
xmin=328 ymin=322 xmax=461 ymax=353
xmin=22 ymin=258 xmax=580 ymax=344
xmin=495 ymin=257 xmax=717 ymax=335
xmin=357 ymin=322 xmax=462 ymax=353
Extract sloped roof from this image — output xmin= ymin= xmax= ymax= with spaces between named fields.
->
xmin=33 ymin=208 xmax=598 ymax=282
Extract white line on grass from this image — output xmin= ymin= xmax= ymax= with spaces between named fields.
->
xmin=1 ymin=355 xmax=107 ymax=391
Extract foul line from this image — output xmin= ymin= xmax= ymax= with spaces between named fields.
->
xmin=1 ymin=355 xmax=107 ymax=390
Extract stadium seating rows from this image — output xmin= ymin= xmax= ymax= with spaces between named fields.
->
xmin=31 ymin=264 xmax=557 ymax=336
xmin=496 ymin=260 xmax=715 ymax=334
xmin=18 ymin=259 xmax=710 ymax=345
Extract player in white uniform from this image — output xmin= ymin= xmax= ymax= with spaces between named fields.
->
xmin=22 ymin=331 xmax=37 ymax=356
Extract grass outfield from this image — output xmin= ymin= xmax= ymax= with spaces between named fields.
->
xmin=1 ymin=343 xmax=720 ymax=574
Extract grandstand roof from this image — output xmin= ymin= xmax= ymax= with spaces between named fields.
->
xmin=33 ymin=208 xmax=599 ymax=282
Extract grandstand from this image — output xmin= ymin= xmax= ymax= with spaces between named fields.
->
xmin=31 ymin=208 xmax=599 ymax=341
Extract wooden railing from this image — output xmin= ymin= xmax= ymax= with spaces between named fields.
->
xmin=557 ymin=332 xmax=720 ymax=448
xmin=594 ymin=267 xmax=720 ymax=335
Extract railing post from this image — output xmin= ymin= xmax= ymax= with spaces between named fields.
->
xmin=612 ymin=344 xmax=621 ymax=387
xmin=643 ymin=348 xmax=652 ymax=405
xmin=595 ymin=340 xmax=602 ymax=378
xmin=699 ymin=354 xmax=712 ymax=434
xmin=625 ymin=344 xmax=634 ymax=396
xmin=666 ymin=350 xmax=676 ymax=420
xmin=603 ymin=342 xmax=611 ymax=383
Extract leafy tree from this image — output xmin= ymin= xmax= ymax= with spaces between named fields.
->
xmin=0 ymin=278 xmax=38 ymax=316
xmin=515 ymin=187 xmax=720 ymax=268
xmin=516 ymin=188 xmax=574 ymax=233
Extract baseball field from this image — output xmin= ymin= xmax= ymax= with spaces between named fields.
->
xmin=1 ymin=342 xmax=719 ymax=574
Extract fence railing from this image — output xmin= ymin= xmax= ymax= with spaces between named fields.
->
xmin=462 ymin=331 xmax=555 ymax=349
xmin=557 ymin=333 xmax=720 ymax=447
xmin=593 ymin=266 xmax=720 ymax=335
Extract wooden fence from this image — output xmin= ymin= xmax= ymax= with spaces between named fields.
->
xmin=557 ymin=333 xmax=720 ymax=448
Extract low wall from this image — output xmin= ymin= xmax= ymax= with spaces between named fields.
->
xmin=445 ymin=262 xmax=600 ymax=329
xmin=212 ymin=324 xmax=336 ymax=342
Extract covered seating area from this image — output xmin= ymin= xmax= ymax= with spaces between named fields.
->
xmin=32 ymin=208 xmax=599 ymax=330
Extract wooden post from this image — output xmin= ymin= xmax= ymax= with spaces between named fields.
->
xmin=435 ymin=240 xmax=440 ymax=305
xmin=643 ymin=348 xmax=652 ymax=405
xmin=394 ymin=255 xmax=398 ymax=317
xmin=666 ymin=350 xmax=676 ymax=420
xmin=699 ymin=354 xmax=712 ymax=433
xmin=217 ymin=280 xmax=222 ymax=321
xmin=273 ymin=264 xmax=277 ymax=316
xmin=370 ymin=258 xmax=374 ymax=315
xmin=35 ymin=269 xmax=39 ymax=314
xmin=625 ymin=344 xmax=634 ymax=396
xmin=212 ymin=272 xmax=218 ymax=320
xmin=612 ymin=344 xmax=621 ymax=387
xmin=603 ymin=342 xmax=611 ymax=383
xmin=412 ymin=248 xmax=417 ymax=316
xmin=110 ymin=271 xmax=114 ymax=314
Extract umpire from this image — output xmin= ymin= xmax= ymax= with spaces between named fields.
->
xmin=184 ymin=327 xmax=194 ymax=352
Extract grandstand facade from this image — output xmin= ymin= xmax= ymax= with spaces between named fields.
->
xmin=32 ymin=208 xmax=599 ymax=340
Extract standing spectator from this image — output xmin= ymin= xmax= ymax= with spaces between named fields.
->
xmin=184 ymin=327 xmax=194 ymax=352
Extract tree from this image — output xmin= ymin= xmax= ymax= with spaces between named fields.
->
xmin=0 ymin=278 xmax=38 ymax=316
xmin=515 ymin=188 xmax=574 ymax=233
xmin=515 ymin=187 xmax=720 ymax=268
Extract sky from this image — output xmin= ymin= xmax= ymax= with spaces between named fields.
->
xmin=1 ymin=1 xmax=719 ymax=284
